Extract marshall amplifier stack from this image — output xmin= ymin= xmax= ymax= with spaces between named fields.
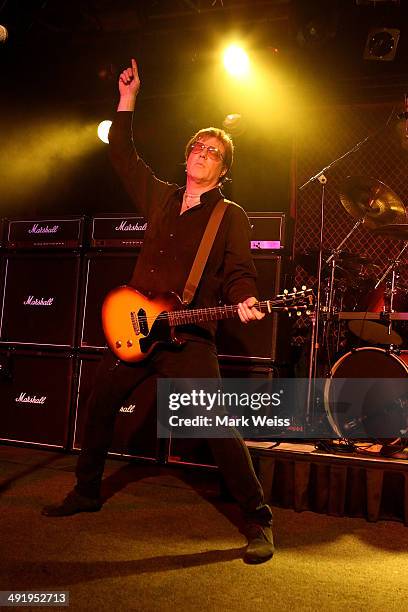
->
xmin=0 ymin=209 xmax=292 ymax=466
xmin=73 ymin=213 xmax=159 ymax=462
xmin=216 ymin=211 xmax=292 ymax=365
xmin=0 ymin=216 xmax=85 ymax=450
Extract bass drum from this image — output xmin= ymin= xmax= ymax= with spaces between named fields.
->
xmin=324 ymin=347 xmax=408 ymax=439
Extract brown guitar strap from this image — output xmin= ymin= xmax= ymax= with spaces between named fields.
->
xmin=182 ymin=198 xmax=229 ymax=306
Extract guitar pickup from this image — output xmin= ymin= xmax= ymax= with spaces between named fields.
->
xmin=138 ymin=308 xmax=149 ymax=336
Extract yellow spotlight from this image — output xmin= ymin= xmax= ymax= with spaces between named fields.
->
xmin=223 ymin=45 xmax=250 ymax=77
xmin=97 ymin=120 xmax=112 ymax=144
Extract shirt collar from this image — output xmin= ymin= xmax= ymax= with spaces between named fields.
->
xmin=178 ymin=185 xmax=224 ymax=205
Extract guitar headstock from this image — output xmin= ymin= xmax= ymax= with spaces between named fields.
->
xmin=273 ymin=286 xmax=314 ymax=316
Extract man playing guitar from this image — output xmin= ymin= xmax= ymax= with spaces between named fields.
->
xmin=42 ymin=58 xmax=274 ymax=564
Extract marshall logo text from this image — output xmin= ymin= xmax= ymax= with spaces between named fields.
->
xmin=114 ymin=220 xmax=147 ymax=232
xmin=28 ymin=223 xmax=60 ymax=234
xmin=15 ymin=392 xmax=47 ymax=405
xmin=23 ymin=296 xmax=54 ymax=306
xmin=119 ymin=404 xmax=135 ymax=413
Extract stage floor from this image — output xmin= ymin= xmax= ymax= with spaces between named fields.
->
xmin=246 ymin=441 xmax=408 ymax=525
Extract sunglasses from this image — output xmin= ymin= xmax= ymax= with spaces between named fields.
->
xmin=189 ymin=141 xmax=224 ymax=162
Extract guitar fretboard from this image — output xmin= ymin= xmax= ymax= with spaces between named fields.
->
xmin=167 ymin=299 xmax=292 ymax=326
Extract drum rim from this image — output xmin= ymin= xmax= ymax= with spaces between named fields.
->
xmin=324 ymin=347 xmax=408 ymax=438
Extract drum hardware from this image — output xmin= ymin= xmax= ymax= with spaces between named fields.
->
xmin=297 ymin=109 xmax=402 ymax=428
xmin=337 ymin=176 xmax=408 ymax=342
xmin=296 ymin=249 xmax=374 ymax=278
xmin=373 ymin=244 xmax=408 ymax=291
xmin=348 ymin=244 xmax=408 ymax=345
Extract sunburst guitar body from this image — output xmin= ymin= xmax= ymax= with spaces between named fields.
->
xmin=102 ymin=285 xmax=313 ymax=363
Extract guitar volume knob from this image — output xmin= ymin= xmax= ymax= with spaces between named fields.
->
xmin=127 ymin=340 xmax=133 ymax=347
xmin=115 ymin=341 xmax=122 ymax=348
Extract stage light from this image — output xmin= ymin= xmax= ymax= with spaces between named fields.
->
xmin=363 ymin=28 xmax=400 ymax=61
xmin=222 ymin=113 xmax=245 ymax=136
xmin=223 ymin=45 xmax=250 ymax=77
xmin=0 ymin=24 xmax=8 ymax=43
xmin=97 ymin=120 xmax=112 ymax=144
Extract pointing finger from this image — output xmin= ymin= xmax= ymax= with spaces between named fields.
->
xmin=131 ymin=58 xmax=138 ymax=76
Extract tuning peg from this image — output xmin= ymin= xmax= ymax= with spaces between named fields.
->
xmin=302 ymin=285 xmax=306 ymax=291
xmin=283 ymin=289 xmax=288 ymax=295
xmin=292 ymin=287 xmax=297 ymax=293
xmin=297 ymin=311 xmax=302 ymax=316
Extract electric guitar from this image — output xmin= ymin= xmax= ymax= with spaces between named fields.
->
xmin=102 ymin=285 xmax=314 ymax=363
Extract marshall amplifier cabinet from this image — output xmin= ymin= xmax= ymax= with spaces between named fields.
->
xmin=0 ymin=349 xmax=74 ymax=448
xmin=168 ymin=361 xmax=275 ymax=468
xmin=72 ymin=353 xmax=159 ymax=461
xmin=216 ymin=256 xmax=293 ymax=363
xmin=0 ymin=252 xmax=81 ymax=347
xmin=249 ymin=212 xmax=285 ymax=253
xmin=5 ymin=216 xmax=85 ymax=249
xmin=90 ymin=214 xmax=147 ymax=248
xmin=78 ymin=251 xmax=138 ymax=349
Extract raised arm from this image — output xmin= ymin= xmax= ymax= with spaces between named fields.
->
xmin=109 ymin=59 xmax=175 ymax=217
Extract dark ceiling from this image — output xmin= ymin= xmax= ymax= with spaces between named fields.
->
xmin=1 ymin=0 xmax=408 ymax=108
xmin=0 ymin=1 xmax=407 ymax=218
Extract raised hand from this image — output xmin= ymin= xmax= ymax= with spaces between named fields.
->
xmin=118 ymin=58 xmax=140 ymax=110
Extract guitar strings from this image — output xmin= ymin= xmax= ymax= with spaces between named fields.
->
xmin=131 ymin=296 xmax=310 ymax=324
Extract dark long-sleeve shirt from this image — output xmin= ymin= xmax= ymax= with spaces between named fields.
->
xmin=109 ymin=111 xmax=258 ymax=341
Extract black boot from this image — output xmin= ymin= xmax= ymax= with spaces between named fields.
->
xmin=42 ymin=490 xmax=102 ymax=517
xmin=244 ymin=524 xmax=274 ymax=564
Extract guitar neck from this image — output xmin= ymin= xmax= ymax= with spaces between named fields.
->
xmin=168 ymin=299 xmax=283 ymax=326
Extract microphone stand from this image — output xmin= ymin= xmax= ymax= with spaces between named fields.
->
xmin=298 ymin=109 xmax=397 ymax=431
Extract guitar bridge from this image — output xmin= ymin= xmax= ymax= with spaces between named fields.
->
xmin=130 ymin=311 xmax=140 ymax=335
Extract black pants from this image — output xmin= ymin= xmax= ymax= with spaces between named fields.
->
xmin=75 ymin=340 xmax=272 ymax=526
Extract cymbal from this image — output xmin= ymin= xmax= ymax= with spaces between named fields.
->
xmin=339 ymin=176 xmax=407 ymax=229
xmin=371 ymin=224 xmax=408 ymax=240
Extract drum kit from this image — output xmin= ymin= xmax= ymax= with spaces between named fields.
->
xmin=299 ymin=175 xmax=408 ymax=451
